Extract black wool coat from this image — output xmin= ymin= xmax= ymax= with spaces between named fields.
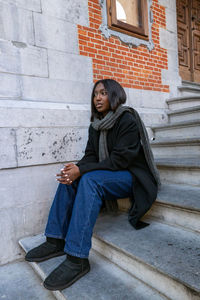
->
xmin=77 ymin=111 xmax=158 ymax=229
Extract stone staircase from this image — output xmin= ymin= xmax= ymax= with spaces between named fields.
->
xmin=19 ymin=86 xmax=200 ymax=300
xmin=177 ymin=81 xmax=200 ymax=97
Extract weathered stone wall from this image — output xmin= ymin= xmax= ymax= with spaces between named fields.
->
xmin=0 ymin=0 xmax=92 ymax=265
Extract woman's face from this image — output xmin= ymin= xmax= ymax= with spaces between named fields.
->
xmin=93 ymin=82 xmax=110 ymax=117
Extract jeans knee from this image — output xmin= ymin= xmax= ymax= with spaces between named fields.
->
xmin=79 ymin=172 xmax=106 ymax=194
xmin=80 ymin=171 xmax=98 ymax=185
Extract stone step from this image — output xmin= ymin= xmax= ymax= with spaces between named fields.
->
xmin=166 ymin=96 xmax=200 ymax=110
xmin=92 ymin=213 xmax=200 ymax=300
xmin=155 ymin=157 xmax=200 ymax=186
xmin=167 ymin=106 xmax=200 ymax=123
xmin=177 ymin=84 xmax=200 ymax=97
xmin=148 ymin=183 xmax=200 ymax=232
xmin=118 ymin=183 xmax=200 ymax=233
xmin=182 ymin=80 xmax=200 ymax=88
xmin=151 ymin=137 xmax=200 ymax=158
xmin=0 ymin=261 xmax=55 ymax=300
xmin=19 ymin=235 xmax=167 ymax=300
xmin=151 ymin=120 xmax=200 ymax=139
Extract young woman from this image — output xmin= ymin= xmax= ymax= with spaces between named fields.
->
xmin=25 ymin=79 xmax=160 ymax=291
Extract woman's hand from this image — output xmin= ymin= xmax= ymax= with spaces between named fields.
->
xmin=56 ymin=163 xmax=80 ymax=185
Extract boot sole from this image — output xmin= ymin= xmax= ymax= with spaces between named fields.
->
xmin=43 ymin=266 xmax=90 ymax=291
xmin=25 ymin=250 xmax=66 ymax=262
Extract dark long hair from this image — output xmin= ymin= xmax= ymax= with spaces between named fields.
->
xmin=90 ymin=79 xmax=127 ymax=121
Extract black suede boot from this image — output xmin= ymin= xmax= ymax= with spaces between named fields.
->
xmin=43 ymin=254 xmax=90 ymax=290
xmin=25 ymin=237 xmax=65 ymax=262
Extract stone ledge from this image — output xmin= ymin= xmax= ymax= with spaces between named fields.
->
xmin=178 ymin=86 xmax=200 ymax=92
xmin=19 ymin=234 xmax=167 ymax=300
xmin=117 ymin=183 xmax=200 ymax=232
xmin=93 ymin=213 xmax=200 ymax=299
xmin=151 ymin=137 xmax=200 ymax=146
xmin=119 ymin=183 xmax=200 ymax=213
xmin=167 ymin=105 xmax=200 ymax=116
xmin=0 ymin=105 xmax=90 ymax=127
xmin=152 ymin=119 xmax=200 ymax=130
xmin=155 ymin=157 xmax=200 ymax=168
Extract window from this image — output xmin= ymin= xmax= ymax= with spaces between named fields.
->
xmin=107 ymin=0 xmax=149 ymax=40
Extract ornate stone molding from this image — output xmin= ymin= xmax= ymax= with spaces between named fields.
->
xmin=99 ymin=0 xmax=154 ymax=50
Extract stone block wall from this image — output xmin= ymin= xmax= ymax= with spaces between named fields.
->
xmin=0 ymin=0 xmax=92 ymax=265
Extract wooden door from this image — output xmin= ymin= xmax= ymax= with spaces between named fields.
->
xmin=177 ymin=0 xmax=200 ymax=83
xmin=191 ymin=0 xmax=200 ymax=82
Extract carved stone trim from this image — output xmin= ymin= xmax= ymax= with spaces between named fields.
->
xmin=99 ymin=0 xmax=154 ymax=50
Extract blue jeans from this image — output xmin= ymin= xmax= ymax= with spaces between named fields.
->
xmin=45 ymin=170 xmax=133 ymax=258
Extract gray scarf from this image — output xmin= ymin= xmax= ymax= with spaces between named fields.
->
xmin=91 ymin=106 xmax=160 ymax=211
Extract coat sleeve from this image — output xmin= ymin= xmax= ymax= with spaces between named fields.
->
xmin=78 ymin=113 xmax=141 ymax=175
xmin=76 ymin=125 xmax=98 ymax=167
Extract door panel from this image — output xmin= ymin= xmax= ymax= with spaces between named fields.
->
xmin=177 ymin=0 xmax=191 ymax=81
xmin=177 ymin=0 xmax=200 ymax=83
xmin=192 ymin=0 xmax=200 ymax=82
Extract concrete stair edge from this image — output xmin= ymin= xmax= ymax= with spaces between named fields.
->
xmin=166 ymin=107 xmax=200 ymax=123
xmin=147 ymin=202 xmax=200 ymax=233
xmin=151 ymin=138 xmax=200 ymax=158
xmin=155 ymin=200 xmax=200 ymax=212
xmin=178 ymin=85 xmax=200 ymax=92
xmin=118 ymin=182 xmax=200 ymax=232
xmin=156 ymin=157 xmax=200 ymax=186
xmin=167 ymin=106 xmax=200 ymax=116
xmin=181 ymin=80 xmax=200 ymax=88
xmin=151 ymin=122 xmax=200 ymax=139
xmin=156 ymin=184 xmax=200 ymax=212
xmin=151 ymin=183 xmax=200 ymax=232
xmin=166 ymin=95 xmax=200 ymax=103
xmin=151 ymin=119 xmax=200 ymax=130
xmin=158 ymin=170 xmax=200 ymax=186
xmin=151 ymin=137 xmax=200 ymax=146
xmin=92 ymin=214 xmax=200 ymax=300
xmin=92 ymin=235 xmax=200 ymax=300
xmin=166 ymin=96 xmax=200 ymax=110
xmin=118 ymin=200 xmax=200 ymax=233
xmin=155 ymin=157 xmax=200 ymax=168
xmin=119 ymin=183 xmax=200 ymax=213
xmin=19 ymin=236 xmax=168 ymax=300
xmin=18 ymin=239 xmax=66 ymax=300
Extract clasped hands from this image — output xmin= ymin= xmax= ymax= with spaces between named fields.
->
xmin=56 ymin=163 xmax=80 ymax=185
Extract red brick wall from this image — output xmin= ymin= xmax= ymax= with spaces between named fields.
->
xmin=78 ymin=0 xmax=169 ymax=92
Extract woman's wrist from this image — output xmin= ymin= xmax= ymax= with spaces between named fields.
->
xmin=75 ymin=166 xmax=81 ymax=178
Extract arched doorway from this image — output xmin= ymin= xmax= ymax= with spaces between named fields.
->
xmin=177 ymin=0 xmax=200 ymax=83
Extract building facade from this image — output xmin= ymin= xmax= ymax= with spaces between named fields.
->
xmin=0 ymin=0 xmax=199 ymax=265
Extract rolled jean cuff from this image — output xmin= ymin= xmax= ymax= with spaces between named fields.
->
xmin=64 ymin=247 xmax=89 ymax=259
xmin=45 ymin=232 xmax=65 ymax=240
